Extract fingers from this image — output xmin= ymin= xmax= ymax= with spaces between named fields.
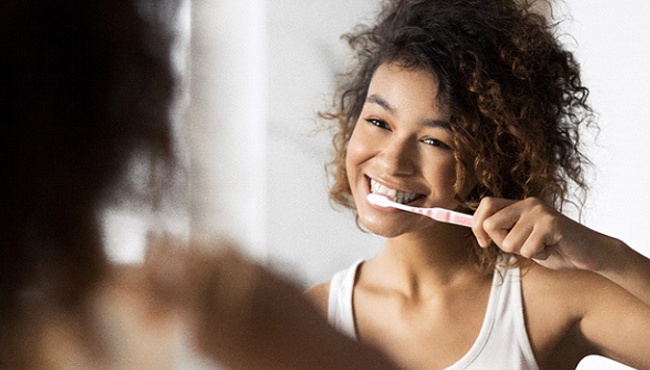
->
xmin=473 ymin=197 xmax=562 ymax=259
xmin=472 ymin=197 xmax=517 ymax=248
xmin=502 ymin=222 xmax=552 ymax=259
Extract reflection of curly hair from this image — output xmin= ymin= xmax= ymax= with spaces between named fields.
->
xmin=322 ymin=0 xmax=595 ymax=270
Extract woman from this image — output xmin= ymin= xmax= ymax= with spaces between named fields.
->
xmin=308 ymin=0 xmax=650 ymax=368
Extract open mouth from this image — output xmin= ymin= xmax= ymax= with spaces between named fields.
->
xmin=369 ymin=178 xmax=425 ymax=205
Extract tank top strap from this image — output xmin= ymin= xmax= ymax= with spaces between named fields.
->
xmin=327 ymin=259 xmax=363 ymax=339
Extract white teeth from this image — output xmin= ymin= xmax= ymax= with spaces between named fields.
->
xmin=370 ymin=179 xmax=420 ymax=205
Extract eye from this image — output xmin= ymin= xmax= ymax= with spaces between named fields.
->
xmin=422 ymin=137 xmax=451 ymax=150
xmin=365 ymin=118 xmax=390 ymax=131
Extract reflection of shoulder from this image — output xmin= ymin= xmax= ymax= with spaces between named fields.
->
xmin=110 ymin=263 xmax=146 ymax=290
xmin=93 ymin=265 xmax=180 ymax=368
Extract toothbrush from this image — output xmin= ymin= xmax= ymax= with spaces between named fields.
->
xmin=366 ymin=193 xmax=474 ymax=228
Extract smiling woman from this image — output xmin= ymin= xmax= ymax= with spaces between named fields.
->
xmin=323 ymin=0 xmax=592 ymax=272
xmin=306 ymin=0 xmax=650 ymax=369
xmin=346 ymin=63 xmax=461 ymax=238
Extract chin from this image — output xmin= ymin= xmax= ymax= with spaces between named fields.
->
xmin=359 ymin=213 xmax=409 ymax=238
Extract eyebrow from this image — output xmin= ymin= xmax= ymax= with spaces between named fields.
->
xmin=365 ymin=93 xmax=452 ymax=130
xmin=423 ymin=118 xmax=451 ymax=130
xmin=366 ymin=94 xmax=394 ymax=113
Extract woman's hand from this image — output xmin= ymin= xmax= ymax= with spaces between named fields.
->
xmin=472 ymin=197 xmax=650 ymax=306
xmin=471 ymin=197 xmax=616 ymax=272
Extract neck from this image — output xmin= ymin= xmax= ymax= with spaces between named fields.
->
xmin=370 ymin=225 xmax=489 ymax=299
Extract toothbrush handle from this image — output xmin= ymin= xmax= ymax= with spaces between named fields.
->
xmin=423 ymin=208 xmax=474 ymax=228
xmin=393 ymin=201 xmax=474 ymax=228
xmin=445 ymin=210 xmax=474 ymax=227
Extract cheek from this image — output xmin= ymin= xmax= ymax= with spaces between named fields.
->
xmin=345 ymin=124 xmax=378 ymax=204
xmin=345 ymin=126 xmax=366 ymax=177
xmin=424 ymin=158 xmax=459 ymax=196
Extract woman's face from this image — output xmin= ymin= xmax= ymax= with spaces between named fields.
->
xmin=346 ymin=62 xmax=471 ymax=237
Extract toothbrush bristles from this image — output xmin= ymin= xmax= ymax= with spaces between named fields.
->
xmin=367 ymin=193 xmax=392 ymax=207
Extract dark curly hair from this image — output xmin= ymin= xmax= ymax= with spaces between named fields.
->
xmin=322 ymin=0 xmax=595 ymax=270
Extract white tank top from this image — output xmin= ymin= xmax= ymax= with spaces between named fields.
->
xmin=327 ymin=260 xmax=539 ymax=370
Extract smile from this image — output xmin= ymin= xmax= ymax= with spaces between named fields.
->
xmin=369 ymin=178 xmax=424 ymax=205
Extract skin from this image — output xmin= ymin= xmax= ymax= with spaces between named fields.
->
xmin=473 ymin=197 xmax=650 ymax=307
xmin=141 ymin=236 xmax=400 ymax=370
xmin=306 ymin=62 xmax=650 ymax=369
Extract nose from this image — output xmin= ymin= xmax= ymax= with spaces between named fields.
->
xmin=377 ymin=135 xmax=417 ymax=176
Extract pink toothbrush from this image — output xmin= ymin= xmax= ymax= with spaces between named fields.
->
xmin=366 ymin=193 xmax=474 ymax=227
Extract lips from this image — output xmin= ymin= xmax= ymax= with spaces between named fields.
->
xmin=369 ymin=178 xmax=425 ymax=204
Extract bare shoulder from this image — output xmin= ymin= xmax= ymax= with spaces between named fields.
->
xmin=522 ymin=262 xmax=622 ymax=305
xmin=520 ymin=262 xmax=650 ymax=368
xmin=521 ymin=262 xmax=625 ymax=322
xmin=304 ymin=282 xmax=331 ymax=317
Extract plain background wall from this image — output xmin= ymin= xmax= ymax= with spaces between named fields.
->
xmin=264 ymin=0 xmax=383 ymax=286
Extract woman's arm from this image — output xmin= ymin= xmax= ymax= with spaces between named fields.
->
xmin=595 ymin=238 xmax=650 ymax=307
xmin=571 ymin=269 xmax=650 ymax=369
xmin=472 ymin=197 xmax=650 ymax=306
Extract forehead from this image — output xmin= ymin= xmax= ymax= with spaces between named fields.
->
xmin=366 ymin=62 xmax=451 ymax=119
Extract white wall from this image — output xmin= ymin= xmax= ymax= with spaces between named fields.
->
xmin=264 ymin=0 xmax=383 ymax=286
xmin=187 ymin=0 xmax=268 ymax=257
